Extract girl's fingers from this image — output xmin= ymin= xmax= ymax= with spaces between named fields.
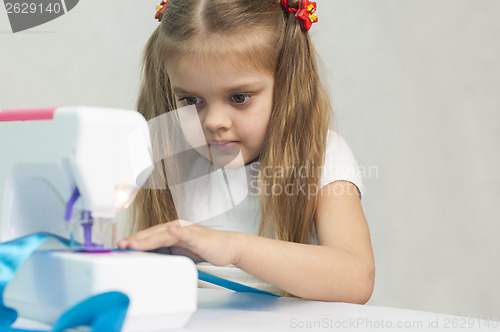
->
xmin=117 ymin=226 xmax=164 ymax=248
xmin=119 ymin=220 xmax=183 ymax=247
xmin=116 ymin=220 xmax=200 ymax=252
xmin=117 ymin=222 xmax=235 ymax=266
xmin=129 ymin=223 xmax=168 ymax=241
xmin=166 ymin=225 xmax=237 ymax=267
xmin=127 ymin=228 xmax=181 ymax=251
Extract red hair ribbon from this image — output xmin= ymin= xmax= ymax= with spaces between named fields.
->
xmin=281 ymin=0 xmax=318 ymax=31
xmin=155 ymin=0 xmax=170 ymax=22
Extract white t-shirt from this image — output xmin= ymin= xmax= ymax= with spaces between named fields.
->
xmin=192 ymin=131 xmax=365 ymax=295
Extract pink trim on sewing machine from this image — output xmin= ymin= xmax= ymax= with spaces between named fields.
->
xmin=0 ymin=107 xmax=57 ymax=122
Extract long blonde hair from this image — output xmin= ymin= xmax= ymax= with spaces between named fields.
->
xmin=132 ymin=0 xmax=332 ymax=296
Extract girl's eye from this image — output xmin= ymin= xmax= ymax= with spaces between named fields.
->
xmin=179 ymin=97 xmax=202 ymax=106
xmin=231 ymin=94 xmax=251 ymax=104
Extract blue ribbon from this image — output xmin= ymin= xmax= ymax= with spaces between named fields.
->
xmin=197 ymin=270 xmax=278 ymax=297
xmin=0 ymin=233 xmax=129 ymax=332
xmin=1 ymin=233 xmax=278 ymax=331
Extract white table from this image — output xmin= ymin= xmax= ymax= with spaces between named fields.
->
xmin=14 ymin=289 xmax=500 ymax=331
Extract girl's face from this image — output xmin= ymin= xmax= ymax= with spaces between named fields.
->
xmin=167 ymin=54 xmax=274 ymax=166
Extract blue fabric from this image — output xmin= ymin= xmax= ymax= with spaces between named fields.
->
xmin=0 ymin=232 xmax=278 ymax=331
xmin=197 ymin=270 xmax=279 ymax=297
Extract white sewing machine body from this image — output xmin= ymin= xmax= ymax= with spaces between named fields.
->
xmin=4 ymin=250 xmax=198 ymax=331
xmin=0 ymin=106 xmax=197 ymax=330
xmin=0 ymin=106 xmax=154 ymax=244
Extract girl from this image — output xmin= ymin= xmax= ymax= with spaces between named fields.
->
xmin=118 ymin=0 xmax=375 ymax=303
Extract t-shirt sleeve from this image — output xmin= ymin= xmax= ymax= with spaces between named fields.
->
xmin=320 ymin=131 xmax=365 ymax=198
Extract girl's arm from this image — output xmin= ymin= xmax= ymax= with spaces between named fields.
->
xmin=233 ymin=180 xmax=374 ymax=303
xmin=118 ymin=180 xmax=374 ymax=303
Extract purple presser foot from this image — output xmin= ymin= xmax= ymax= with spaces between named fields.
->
xmin=79 ymin=213 xmax=110 ymax=253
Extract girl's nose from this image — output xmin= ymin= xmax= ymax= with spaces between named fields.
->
xmin=200 ymin=104 xmax=232 ymax=132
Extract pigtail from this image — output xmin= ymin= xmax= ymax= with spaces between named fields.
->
xmin=258 ymin=0 xmax=330 ymax=244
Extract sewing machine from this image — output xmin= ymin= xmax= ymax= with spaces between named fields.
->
xmin=0 ymin=106 xmax=197 ymax=331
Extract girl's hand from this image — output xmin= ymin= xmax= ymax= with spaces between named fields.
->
xmin=117 ymin=220 xmax=240 ymax=267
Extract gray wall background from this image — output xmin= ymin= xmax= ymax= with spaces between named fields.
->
xmin=1 ymin=0 xmax=499 ymax=320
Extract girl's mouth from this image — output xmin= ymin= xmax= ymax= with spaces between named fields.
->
xmin=209 ymin=141 xmax=239 ymax=151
